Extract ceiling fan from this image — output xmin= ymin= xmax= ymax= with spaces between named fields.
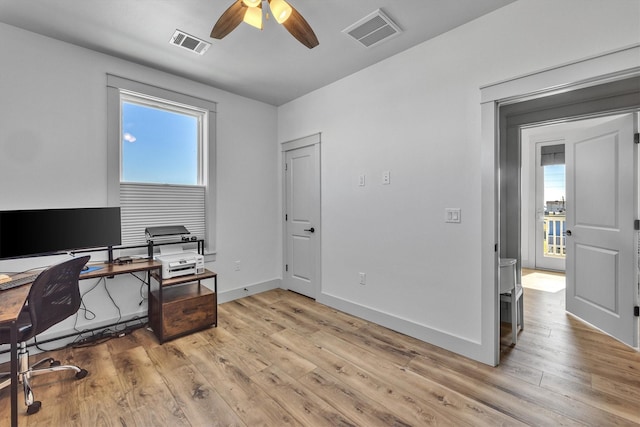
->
xmin=210 ymin=0 xmax=319 ymax=49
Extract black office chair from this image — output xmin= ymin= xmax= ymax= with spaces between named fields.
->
xmin=0 ymin=256 xmax=90 ymax=415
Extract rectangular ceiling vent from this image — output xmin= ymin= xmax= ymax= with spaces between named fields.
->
xmin=169 ymin=30 xmax=210 ymax=55
xmin=343 ymin=9 xmax=401 ymax=48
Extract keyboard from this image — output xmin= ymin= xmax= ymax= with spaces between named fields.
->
xmin=0 ymin=274 xmax=39 ymax=291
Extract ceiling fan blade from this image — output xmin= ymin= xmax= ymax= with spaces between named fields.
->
xmin=211 ymin=0 xmax=247 ymax=39
xmin=281 ymin=5 xmax=319 ymax=49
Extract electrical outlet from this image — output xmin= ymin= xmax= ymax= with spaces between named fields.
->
xmin=234 ymin=260 xmax=241 ymax=271
xmin=359 ymin=272 xmax=366 ymax=285
xmin=382 ymin=170 xmax=390 ymax=185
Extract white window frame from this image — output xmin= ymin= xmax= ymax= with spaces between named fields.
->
xmin=107 ymin=75 xmax=216 ymax=253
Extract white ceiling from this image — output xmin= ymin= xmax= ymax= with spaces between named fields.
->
xmin=0 ymin=0 xmax=515 ymax=106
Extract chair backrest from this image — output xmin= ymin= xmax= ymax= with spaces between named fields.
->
xmin=25 ymin=255 xmax=90 ymax=337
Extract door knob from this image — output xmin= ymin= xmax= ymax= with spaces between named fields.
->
xmin=566 ymin=230 xmax=572 ymax=236
xmin=304 ymin=227 xmax=315 ymax=233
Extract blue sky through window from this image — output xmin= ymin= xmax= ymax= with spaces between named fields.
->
xmin=544 ymin=164 xmax=565 ymax=203
xmin=122 ymin=102 xmax=198 ymax=185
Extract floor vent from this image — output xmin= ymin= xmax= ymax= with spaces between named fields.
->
xmin=169 ymin=30 xmax=211 ymax=55
xmin=343 ymin=9 xmax=401 ymax=48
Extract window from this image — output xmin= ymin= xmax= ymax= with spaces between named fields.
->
xmin=121 ymin=95 xmax=201 ymax=185
xmin=107 ymin=75 xmax=216 ymax=251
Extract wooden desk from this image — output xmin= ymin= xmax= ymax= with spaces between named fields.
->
xmin=0 ymin=260 xmax=161 ymax=426
xmin=80 ymin=260 xmax=162 ymax=280
xmin=0 ymin=282 xmax=30 ymax=427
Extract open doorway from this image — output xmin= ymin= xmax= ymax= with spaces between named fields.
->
xmin=521 ymin=131 xmax=567 ymax=274
xmin=521 ymin=116 xmax=627 ymax=272
xmin=505 ymin=112 xmax=640 ymax=355
xmin=480 ymin=46 xmax=640 ymax=366
xmin=520 ymin=128 xmax=568 ymax=297
xmin=519 ymin=114 xmax=637 ymax=292
xmin=497 ymin=77 xmax=640 ymax=358
xmin=519 ymin=115 xmax=623 ymax=296
xmin=535 ymin=143 xmax=566 ymax=271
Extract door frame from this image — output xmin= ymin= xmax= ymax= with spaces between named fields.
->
xmin=479 ymin=44 xmax=640 ymax=366
xmin=281 ymin=133 xmax=321 ymax=298
xmin=533 ymin=137 xmax=566 ymax=272
xmin=521 ymin=132 xmax=567 ymax=271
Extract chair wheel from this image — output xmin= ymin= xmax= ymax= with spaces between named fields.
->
xmin=76 ymin=369 xmax=88 ymax=379
xmin=26 ymin=401 xmax=41 ymax=415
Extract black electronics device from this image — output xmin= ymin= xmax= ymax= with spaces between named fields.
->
xmin=145 ymin=225 xmax=190 ymax=240
xmin=0 ymin=207 xmax=121 ymax=259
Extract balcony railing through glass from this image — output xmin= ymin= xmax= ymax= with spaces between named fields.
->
xmin=544 ymin=214 xmax=566 ymax=258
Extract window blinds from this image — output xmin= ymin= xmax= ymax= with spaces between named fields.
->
xmin=120 ymin=183 xmax=206 ymax=245
xmin=541 ymin=144 xmax=565 ymax=166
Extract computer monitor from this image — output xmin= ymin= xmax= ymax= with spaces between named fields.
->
xmin=0 ymin=207 xmax=121 ymax=259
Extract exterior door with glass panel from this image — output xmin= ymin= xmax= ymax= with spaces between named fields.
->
xmin=535 ymin=141 xmax=566 ymax=271
xmin=283 ymin=142 xmax=320 ymax=299
xmin=565 ymin=114 xmax=637 ymax=348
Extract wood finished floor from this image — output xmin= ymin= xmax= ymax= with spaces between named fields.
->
xmin=1 ymin=275 xmax=639 ymax=426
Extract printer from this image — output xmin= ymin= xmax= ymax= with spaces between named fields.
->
xmin=157 ymin=251 xmax=204 ymax=279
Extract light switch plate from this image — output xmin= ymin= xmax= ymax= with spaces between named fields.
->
xmin=445 ymin=208 xmax=461 ymax=223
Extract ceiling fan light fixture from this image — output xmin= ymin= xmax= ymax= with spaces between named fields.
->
xmin=243 ymin=6 xmax=263 ymax=29
xmin=211 ymin=0 xmax=318 ymax=48
xmin=269 ymin=0 xmax=292 ymax=24
xmin=242 ymin=0 xmax=261 ymax=6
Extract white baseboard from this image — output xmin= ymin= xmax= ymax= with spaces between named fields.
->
xmin=2 ymin=281 xmax=490 ymax=365
xmin=218 ymin=278 xmax=281 ymax=304
xmin=317 ymin=292 xmax=487 ymax=364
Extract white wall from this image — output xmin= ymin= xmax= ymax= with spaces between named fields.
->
xmin=0 ymin=23 xmax=281 ymax=351
xmin=277 ymin=0 xmax=640 ymax=362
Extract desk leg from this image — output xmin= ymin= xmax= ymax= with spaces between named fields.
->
xmin=10 ymin=322 xmax=18 ymax=427
xmin=214 ymin=276 xmax=218 ymax=327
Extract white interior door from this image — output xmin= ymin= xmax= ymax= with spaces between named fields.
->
xmin=283 ymin=143 xmax=320 ymax=298
xmin=565 ymin=113 xmax=638 ymax=347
